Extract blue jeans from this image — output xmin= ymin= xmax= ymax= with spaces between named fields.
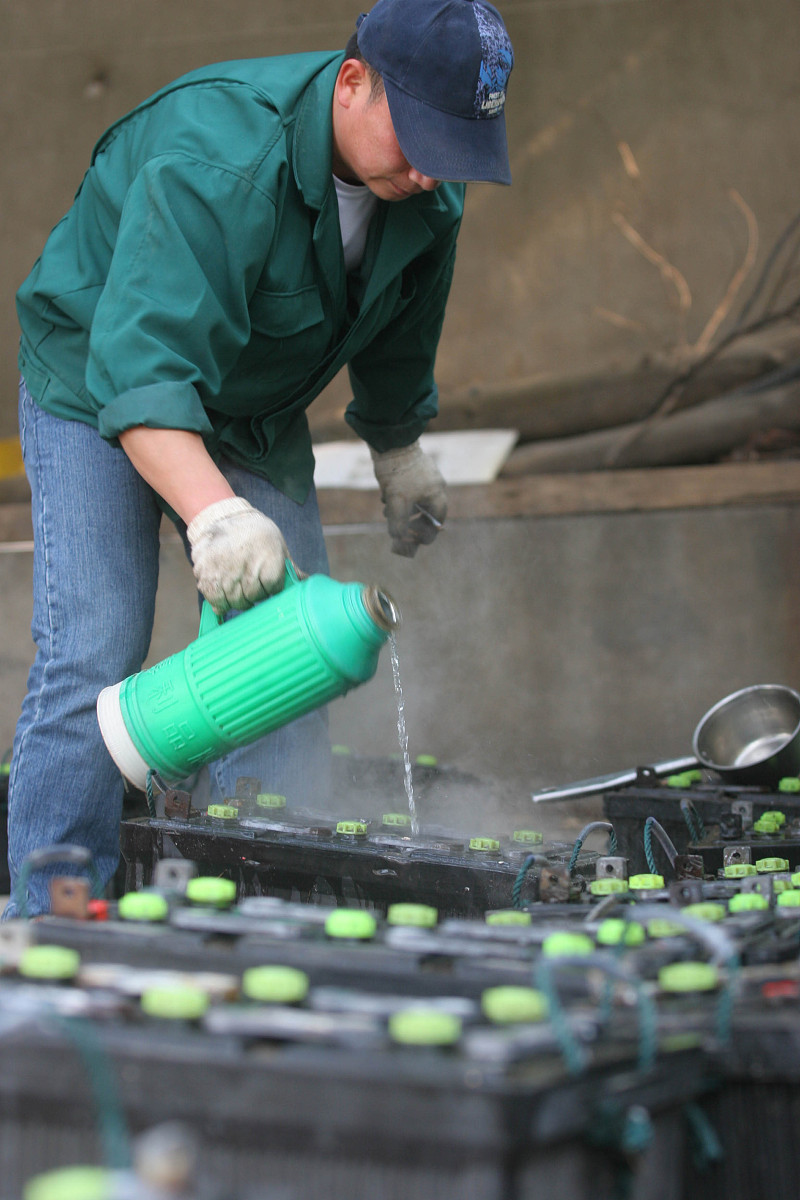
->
xmin=6 ymin=379 xmax=331 ymax=918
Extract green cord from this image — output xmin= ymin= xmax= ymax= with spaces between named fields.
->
xmin=568 ymin=822 xmax=618 ymax=875
xmin=512 ymin=854 xmax=545 ymax=909
xmin=680 ymin=798 xmax=706 ymax=842
xmin=49 ymin=1015 xmax=132 ymax=1170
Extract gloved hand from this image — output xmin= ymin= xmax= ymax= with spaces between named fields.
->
xmin=370 ymin=442 xmax=447 ymax=558
xmin=187 ymin=496 xmax=288 ymax=615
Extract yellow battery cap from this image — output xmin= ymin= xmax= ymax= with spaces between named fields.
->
xmin=485 ymin=909 xmax=532 ymax=926
xmin=760 ymin=811 xmax=787 ymax=826
xmin=681 ymin=902 xmax=726 ymax=923
xmin=241 ymin=965 xmax=309 ymax=1004
xmin=777 ymin=889 xmax=800 ymax=908
xmin=415 ymin=754 xmax=439 ymax=767
xmin=729 ymin=892 xmax=769 ymax=913
xmin=185 ymin=876 xmax=237 ymax=908
xmin=596 ymin=918 xmax=645 ymax=946
xmin=141 ymin=985 xmax=210 ymax=1021
xmin=117 ymin=890 xmax=169 ymax=923
xmin=511 ymin=830 xmax=544 ymax=845
xmin=207 ymin=804 xmax=238 ymax=820
xmin=629 ymin=874 xmax=665 ymax=890
xmin=590 ymin=877 xmax=629 ymax=896
xmin=647 ymin=919 xmax=685 ymax=939
xmin=756 ymin=857 xmax=790 ymax=873
xmin=18 ymin=945 xmax=81 ymax=981
xmin=336 ymin=821 xmax=368 ymax=836
xmin=389 ymin=1009 xmax=462 ymax=1046
xmin=324 ymin=909 xmax=377 ymax=940
xmin=256 ymin=793 xmax=286 ymax=809
xmin=658 ymin=961 xmax=719 ymax=993
xmin=382 ymin=813 xmax=412 ymax=828
xmin=724 ymin=863 xmax=757 ymax=878
xmin=542 ymin=931 xmax=594 ymax=958
xmin=481 ymin=986 xmax=548 ymax=1024
xmin=778 ymin=777 xmax=800 ymax=793
xmin=387 ymin=903 xmax=438 ymax=928
xmin=753 ymin=817 xmax=781 ymax=834
xmin=24 ymin=1165 xmax=111 ymax=1200
xmin=469 ymin=837 xmax=500 ymax=852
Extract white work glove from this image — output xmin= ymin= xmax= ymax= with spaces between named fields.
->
xmin=370 ymin=441 xmax=447 ymax=558
xmin=187 ymin=496 xmax=288 ymax=616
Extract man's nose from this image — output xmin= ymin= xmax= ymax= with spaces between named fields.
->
xmin=407 ymin=167 xmax=440 ymax=191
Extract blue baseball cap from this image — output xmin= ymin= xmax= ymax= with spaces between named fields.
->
xmin=355 ymin=0 xmax=514 ymax=185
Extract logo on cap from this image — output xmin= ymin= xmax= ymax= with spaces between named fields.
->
xmin=474 ymin=4 xmax=513 ymax=119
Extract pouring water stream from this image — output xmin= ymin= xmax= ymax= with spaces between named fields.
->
xmin=389 ymin=634 xmax=419 ymax=835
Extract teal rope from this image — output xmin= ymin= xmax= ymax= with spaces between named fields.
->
xmin=512 ymin=854 xmax=544 ymax=910
xmin=50 ymin=1015 xmax=132 ymax=1169
xmin=685 ymin=1102 xmax=724 ymax=1169
xmin=643 ymin=817 xmax=677 ymax=877
xmin=568 ymin=822 xmax=618 ymax=875
xmin=680 ymin=798 xmax=706 ymax=842
xmin=145 ymin=770 xmax=158 ymax=819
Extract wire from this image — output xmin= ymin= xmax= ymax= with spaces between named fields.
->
xmin=568 ymin=821 xmax=618 ymax=875
xmin=643 ymin=817 xmax=678 ymax=876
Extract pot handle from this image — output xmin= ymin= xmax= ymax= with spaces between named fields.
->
xmin=531 ymin=756 xmax=700 ymax=804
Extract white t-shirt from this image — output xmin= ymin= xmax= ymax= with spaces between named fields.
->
xmin=334 ymin=175 xmax=378 ymax=273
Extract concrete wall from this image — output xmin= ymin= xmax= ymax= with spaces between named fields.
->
xmin=2 ymin=0 xmax=800 ymax=437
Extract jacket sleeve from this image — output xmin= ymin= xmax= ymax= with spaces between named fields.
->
xmin=343 ymin=221 xmax=461 ymax=452
xmin=86 ymin=153 xmax=277 ymax=440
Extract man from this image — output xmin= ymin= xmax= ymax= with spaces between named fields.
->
xmin=6 ymin=0 xmax=514 ymax=916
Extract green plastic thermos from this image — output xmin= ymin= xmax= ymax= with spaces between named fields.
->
xmin=96 ymin=563 xmax=401 ymax=789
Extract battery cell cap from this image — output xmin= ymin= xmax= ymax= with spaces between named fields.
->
xmin=185 ymin=876 xmax=237 ymax=908
xmin=18 ymin=945 xmax=81 ymax=981
xmin=658 ymin=961 xmax=719 ymax=993
xmin=207 ymin=804 xmax=238 ymax=820
xmin=336 ymin=820 xmax=368 ymax=836
xmin=481 ymin=986 xmax=548 ymax=1024
xmin=666 ymin=770 xmax=704 ymax=788
xmin=629 ymin=874 xmax=665 ymax=890
xmin=647 ymin=919 xmax=684 ymax=939
xmin=777 ymin=889 xmax=800 ymax=907
xmin=382 ymin=813 xmax=412 ymax=827
xmin=469 ymin=837 xmax=500 ymax=851
xmin=778 ymin=777 xmax=800 ymax=792
xmin=389 ymin=1009 xmax=462 ymax=1046
xmin=511 ymin=830 xmax=544 ymax=845
xmin=760 ymin=810 xmax=787 ymax=825
xmin=542 ymin=931 xmax=594 ymax=958
xmin=723 ymin=863 xmax=757 ymax=878
xmin=753 ymin=816 xmax=781 ymax=834
xmin=415 ymin=754 xmax=438 ymax=766
xmin=118 ymin=889 xmax=169 ymax=922
xmin=590 ymin=877 xmax=629 ymax=896
xmin=24 ymin=1165 xmax=111 ymax=1200
xmin=596 ymin=918 xmax=645 ymax=946
xmin=485 ymin=909 xmax=532 ymax=926
xmin=242 ymin=965 xmax=310 ymax=1004
xmin=325 ymin=909 xmax=377 ymax=939
xmin=141 ymin=984 xmax=210 ymax=1020
xmin=729 ymin=892 xmax=769 ymax=912
xmin=387 ymin=903 xmax=438 ymax=927
xmin=256 ymin=793 xmax=286 ymax=809
xmin=756 ymin=857 xmax=790 ymax=873
xmin=681 ymin=902 xmax=726 ymax=923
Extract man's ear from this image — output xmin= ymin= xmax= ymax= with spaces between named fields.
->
xmin=335 ymin=58 xmax=370 ymax=109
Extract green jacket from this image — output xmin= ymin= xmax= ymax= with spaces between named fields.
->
xmin=17 ymin=52 xmax=465 ymax=502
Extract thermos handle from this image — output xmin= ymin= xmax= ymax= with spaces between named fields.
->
xmin=198 ymin=558 xmax=302 ymax=636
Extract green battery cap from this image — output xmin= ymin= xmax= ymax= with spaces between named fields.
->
xmin=791 ymin=872 xmax=800 ymax=888
xmin=590 ymin=877 xmax=629 ymax=896
xmin=336 ymin=820 xmax=368 ymax=836
xmin=542 ymin=931 xmax=594 ymax=958
xmin=777 ymin=889 xmax=800 ymax=907
xmin=756 ymin=857 xmax=790 ymax=873
xmin=24 ymin=1165 xmax=111 ymax=1200
xmin=117 ymin=890 xmax=169 ymax=923
xmin=382 ymin=813 xmax=412 ymax=828
xmin=469 ymin=837 xmax=500 ymax=852
xmin=325 ymin=909 xmax=377 ymax=940
xmin=753 ymin=817 xmax=781 ymax=834
xmin=666 ymin=770 xmax=704 ymax=788
xmin=207 ymin=804 xmax=238 ymax=820
xmin=729 ymin=892 xmax=769 ymax=912
xmin=772 ymin=877 xmax=793 ymax=893
xmin=629 ymin=874 xmax=665 ymax=890
xmin=778 ymin=777 xmax=800 ymax=793
xmin=185 ymin=876 xmax=237 ymax=908
xmin=256 ymin=793 xmax=286 ymax=810
xmin=760 ymin=811 xmax=787 ymax=826
xmin=387 ymin=903 xmax=438 ymax=928
xmin=481 ymin=986 xmax=548 ymax=1024
xmin=647 ymin=918 xmax=684 ymax=939
xmin=659 ymin=961 xmax=719 ymax=993
xmin=241 ymin=965 xmax=309 ymax=1004
xmin=389 ymin=1009 xmax=462 ymax=1046
xmin=0 ymin=763 xmax=10 ymax=778
xmin=485 ymin=909 xmax=532 ymax=926
xmin=415 ymin=754 xmax=439 ymax=767
xmin=511 ymin=830 xmax=544 ymax=845
xmin=18 ymin=945 xmax=81 ymax=982
xmin=682 ymin=902 xmax=726 ymax=923
xmin=724 ymin=863 xmax=757 ymax=878
xmin=141 ymin=985 xmax=210 ymax=1020
xmin=596 ymin=918 xmax=645 ymax=947
xmin=331 ymin=745 xmax=352 ymax=756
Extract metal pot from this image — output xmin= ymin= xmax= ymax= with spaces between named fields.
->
xmin=692 ymin=683 xmax=800 ymax=787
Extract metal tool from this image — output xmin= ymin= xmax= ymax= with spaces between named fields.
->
xmin=531 ymin=757 xmax=700 ymax=804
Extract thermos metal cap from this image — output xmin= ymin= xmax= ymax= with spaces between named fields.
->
xmin=96 ymin=680 xmax=153 ymax=790
xmin=362 ymin=586 xmax=401 ymax=632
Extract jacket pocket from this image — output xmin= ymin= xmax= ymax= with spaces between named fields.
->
xmin=248 ymin=285 xmax=325 ymax=337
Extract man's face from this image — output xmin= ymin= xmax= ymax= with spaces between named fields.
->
xmin=332 ymin=62 xmax=440 ymax=201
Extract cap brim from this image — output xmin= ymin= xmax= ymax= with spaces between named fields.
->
xmin=384 ymin=79 xmax=511 ymax=186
